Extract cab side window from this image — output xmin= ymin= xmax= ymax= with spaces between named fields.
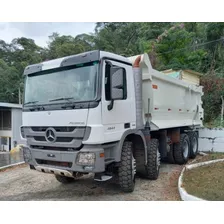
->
xmin=105 ymin=62 xmax=127 ymax=101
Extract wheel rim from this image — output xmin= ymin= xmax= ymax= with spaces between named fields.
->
xmin=132 ymin=155 xmax=136 ymax=180
xmin=183 ymin=140 xmax=189 ymax=158
xmin=192 ymin=137 xmax=197 ymax=153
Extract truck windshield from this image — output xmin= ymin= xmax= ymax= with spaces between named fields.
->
xmin=24 ymin=62 xmax=99 ymax=106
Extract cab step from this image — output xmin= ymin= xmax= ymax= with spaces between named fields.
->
xmin=94 ymin=174 xmax=112 ymax=182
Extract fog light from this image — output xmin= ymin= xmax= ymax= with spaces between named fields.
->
xmin=76 ymin=152 xmax=95 ymax=166
xmin=23 ymin=147 xmax=32 ymax=162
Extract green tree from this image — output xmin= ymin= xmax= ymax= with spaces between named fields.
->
xmin=154 ymin=25 xmax=207 ymax=72
xmin=0 ymin=59 xmax=20 ymax=103
xmin=46 ymin=32 xmax=94 ymax=59
xmin=201 ymin=75 xmax=224 ymax=124
xmin=10 ymin=37 xmax=43 ymax=74
xmin=205 ymin=23 xmax=224 ymax=76
xmin=94 ymin=23 xmax=141 ymax=56
xmin=0 ymin=40 xmax=11 ymax=63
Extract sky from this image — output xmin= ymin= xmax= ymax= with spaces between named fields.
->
xmin=0 ymin=22 xmax=96 ymax=47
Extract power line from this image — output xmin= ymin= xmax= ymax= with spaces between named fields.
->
xmin=157 ymin=38 xmax=224 ymax=56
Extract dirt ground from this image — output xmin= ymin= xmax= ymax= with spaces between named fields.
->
xmin=0 ymin=163 xmax=182 ymax=201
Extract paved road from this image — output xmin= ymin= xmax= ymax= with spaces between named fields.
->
xmin=0 ymin=151 xmax=24 ymax=168
xmin=0 ymin=163 xmax=182 ymax=201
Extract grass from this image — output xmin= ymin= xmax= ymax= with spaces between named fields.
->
xmin=189 ymin=152 xmax=224 ymax=164
xmin=183 ymin=153 xmax=224 ymax=201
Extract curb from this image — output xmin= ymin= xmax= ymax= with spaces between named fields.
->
xmin=198 ymin=151 xmax=208 ymax=156
xmin=178 ymin=158 xmax=224 ymax=201
xmin=0 ymin=161 xmax=25 ymax=170
xmin=0 ymin=152 xmax=10 ymax=155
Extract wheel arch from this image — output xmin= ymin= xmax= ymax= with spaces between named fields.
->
xmin=115 ymin=129 xmax=147 ymax=164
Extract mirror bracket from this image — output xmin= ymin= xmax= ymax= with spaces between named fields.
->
xmin=107 ymin=100 xmax=114 ymax=111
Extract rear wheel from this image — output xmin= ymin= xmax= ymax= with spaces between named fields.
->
xmin=173 ymin=134 xmax=190 ymax=165
xmin=166 ymin=144 xmax=175 ymax=164
xmin=118 ymin=141 xmax=136 ymax=193
xmin=55 ymin=175 xmax=75 ymax=184
xmin=188 ymin=131 xmax=199 ymax=159
xmin=145 ymin=138 xmax=160 ymax=180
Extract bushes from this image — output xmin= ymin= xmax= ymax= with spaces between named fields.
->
xmin=201 ymin=75 xmax=224 ymax=126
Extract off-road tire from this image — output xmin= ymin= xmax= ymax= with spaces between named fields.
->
xmin=173 ymin=133 xmax=190 ymax=165
xmin=188 ymin=131 xmax=199 ymax=159
xmin=118 ymin=141 xmax=135 ymax=193
xmin=55 ymin=175 xmax=75 ymax=184
xmin=166 ymin=144 xmax=175 ymax=164
xmin=145 ymin=138 xmax=160 ymax=180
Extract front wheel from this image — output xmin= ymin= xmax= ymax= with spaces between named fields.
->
xmin=118 ymin=141 xmax=136 ymax=193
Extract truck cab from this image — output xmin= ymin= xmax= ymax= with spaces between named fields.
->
xmin=21 ymin=50 xmax=148 ymax=192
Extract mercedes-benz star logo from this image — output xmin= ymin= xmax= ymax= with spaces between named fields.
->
xmin=45 ymin=128 xmax=56 ymax=142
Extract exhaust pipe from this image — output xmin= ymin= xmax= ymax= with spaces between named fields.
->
xmin=133 ymin=55 xmax=144 ymax=130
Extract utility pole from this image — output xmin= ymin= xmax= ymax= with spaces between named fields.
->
xmin=19 ymin=86 xmax=21 ymax=104
xmin=221 ymin=96 xmax=224 ymax=127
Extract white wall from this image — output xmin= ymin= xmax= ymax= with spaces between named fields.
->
xmin=0 ymin=130 xmax=12 ymax=137
xmin=199 ymin=128 xmax=224 ymax=152
xmin=12 ymin=108 xmax=26 ymax=147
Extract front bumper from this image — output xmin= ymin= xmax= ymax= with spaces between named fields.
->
xmin=22 ymin=145 xmax=105 ymax=173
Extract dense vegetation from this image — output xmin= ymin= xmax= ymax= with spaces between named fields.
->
xmin=0 ymin=22 xmax=224 ymax=125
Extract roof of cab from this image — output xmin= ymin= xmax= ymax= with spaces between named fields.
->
xmin=23 ymin=50 xmax=132 ymax=76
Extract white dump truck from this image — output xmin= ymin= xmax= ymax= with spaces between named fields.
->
xmin=21 ymin=50 xmax=204 ymax=192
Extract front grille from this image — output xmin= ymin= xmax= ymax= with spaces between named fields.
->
xmin=56 ymin=137 xmax=74 ymax=142
xmin=33 ymin=136 xmax=74 ymax=143
xmin=31 ymin=126 xmax=76 ymax=132
xmin=25 ymin=126 xmax=87 ymax=151
xmin=33 ymin=136 xmax=45 ymax=141
xmin=36 ymin=159 xmax=72 ymax=168
xmin=30 ymin=145 xmax=81 ymax=151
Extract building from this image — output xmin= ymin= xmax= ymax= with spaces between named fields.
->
xmin=162 ymin=69 xmax=202 ymax=86
xmin=0 ymin=102 xmax=25 ymax=152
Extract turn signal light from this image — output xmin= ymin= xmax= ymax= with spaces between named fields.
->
xmin=100 ymin=153 xmax=104 ymax=158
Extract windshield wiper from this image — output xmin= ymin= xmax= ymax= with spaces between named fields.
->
xmin=23 ymin=101 xmax=45 ymax=111
xmin=24 ymin=101 xmax=39 ymax=105
xmin=49 ymin=97 xmax=74 ymax=102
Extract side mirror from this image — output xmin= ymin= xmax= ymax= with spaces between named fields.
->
xmin=110 ymin=66 xmax=125 ymax=100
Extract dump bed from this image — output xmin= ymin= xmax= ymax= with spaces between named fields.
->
xmin=128 ymin=54 xmax=204 ymax=131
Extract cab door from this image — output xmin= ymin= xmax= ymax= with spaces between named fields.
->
xmin=101 ymin=59 xmax=136 ymax=142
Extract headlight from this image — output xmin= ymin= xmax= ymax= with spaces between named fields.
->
xmin=76 ymin=152 xmax=95 ymax=166
xmin=23 ymin=147 xmax=32 ymax=162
